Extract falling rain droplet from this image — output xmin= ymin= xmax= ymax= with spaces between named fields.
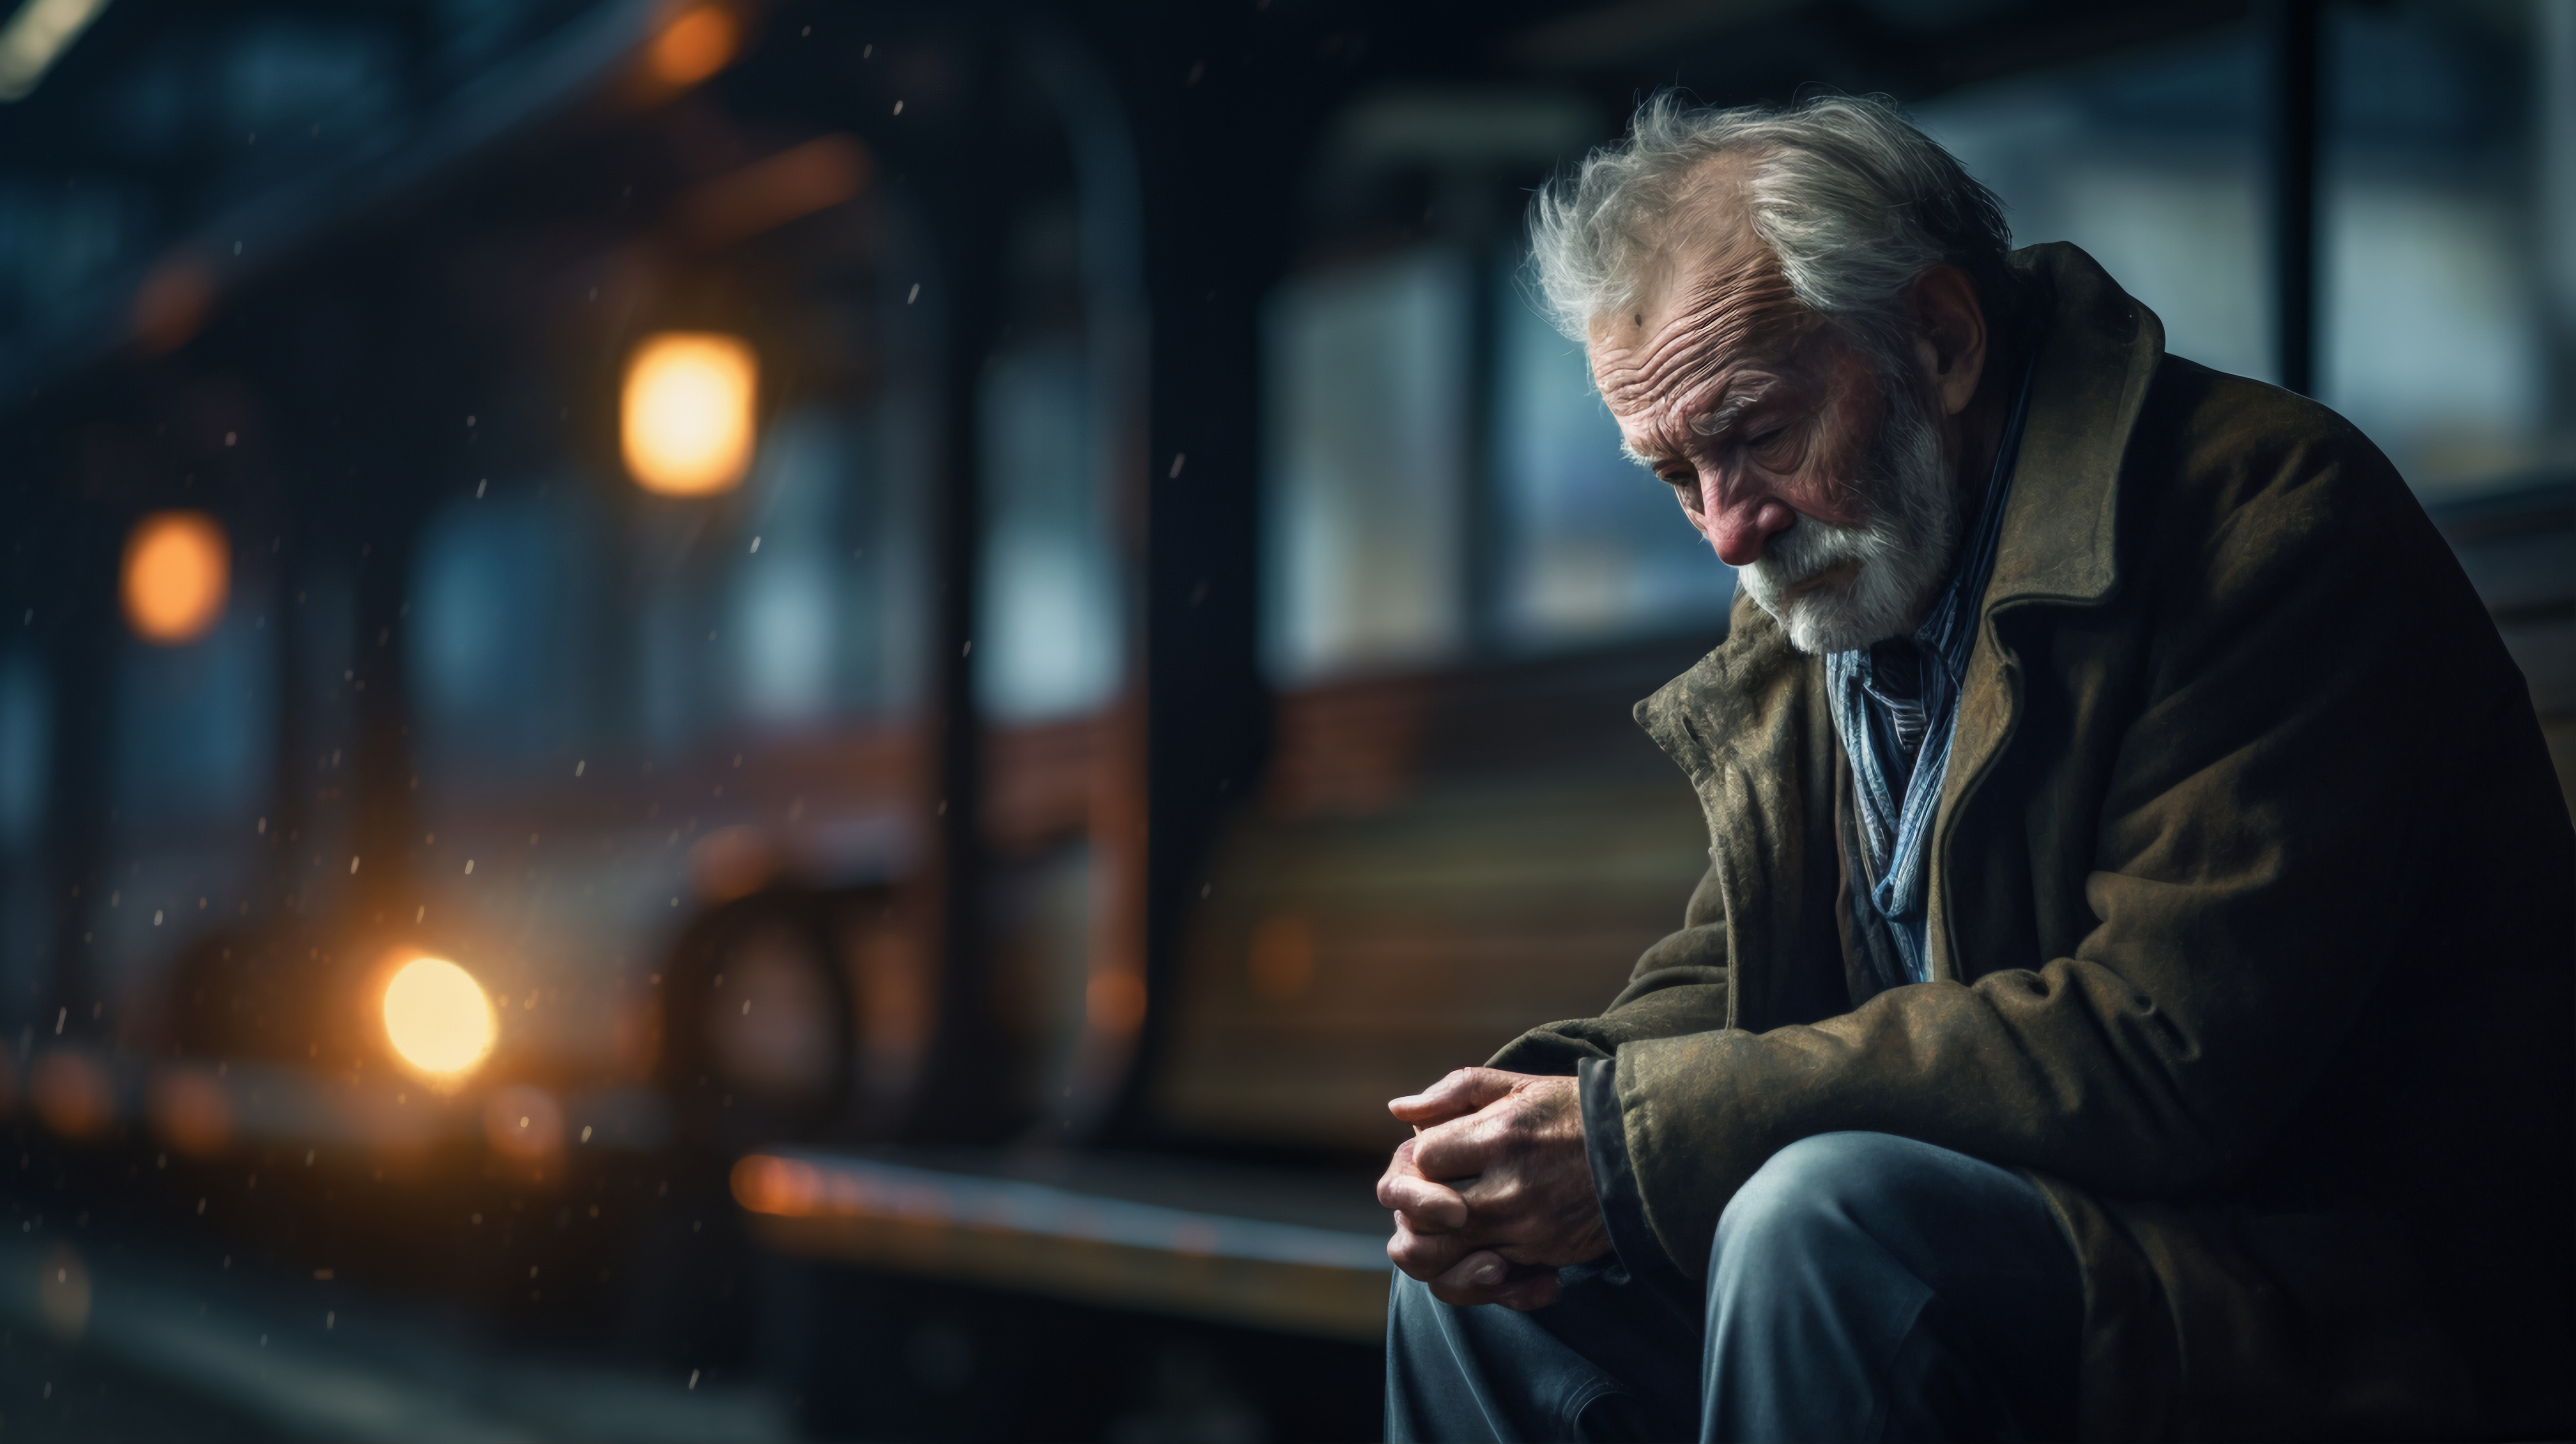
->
xmin=575 ymin=760 xmax=586 ymax=777
xmin=892 ymin=100 xmax=904 ymax=115
xmin=348 ymin=856 xmax=360 ymax=875
xmin=464 ymin=860 xmax=475 ymax=875
xmin=749 ymin=536 xmax=761 ymax=553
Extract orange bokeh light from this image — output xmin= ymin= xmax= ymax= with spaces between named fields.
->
xmin=1086 ymin=970 xmax=1148 ymax=1033
xmin=148 ymin=1066 xmax=233 ymax=1158
xmin=381 ymin=955 xmax=496 ymax=1079
xmin=732 ymin=1152 xmax=823 ymax=1216
xmin=622 ymin=332 xmax=758 ymax=495
xmin=647 ymin=6 xmax=738 ymax=88
xmin=483 ymin=1083 xmax=564 ymax=1164
xmin=132 ymin=255 xmax=213 ymax=354
xmin=29 ymin=1051 xmax=113 ymax=1140
xmin=121 ymin=511 xmax=230 ymax=645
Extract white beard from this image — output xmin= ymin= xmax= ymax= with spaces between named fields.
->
xmin=1737 ymin=371 xmax=1960 ymax=655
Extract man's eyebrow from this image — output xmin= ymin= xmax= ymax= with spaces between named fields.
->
xmin=1690 ymin=392 xmax=1760 ymax=438
xmin=1618 ymin=389 xmax=1762 ymax=469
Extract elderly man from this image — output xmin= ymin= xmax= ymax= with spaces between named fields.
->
xmin=1379 ymin=95 xmax=2571 ymax=1443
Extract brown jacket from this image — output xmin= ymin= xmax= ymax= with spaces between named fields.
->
xmin=1491 ymin=243 xmax=2574 ymax=1440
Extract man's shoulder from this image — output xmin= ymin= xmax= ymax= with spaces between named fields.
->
xmin=2125 ymin=353 xmax=2431 ymax=570
xmin=2140 ymin=355 xmax=2398 ymax=495
xmin=2115 ymin=353 xmax=2506 ymax=688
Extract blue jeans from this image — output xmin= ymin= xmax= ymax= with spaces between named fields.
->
xmin=1385 ymin=1133 xmax=2082 ymax=1442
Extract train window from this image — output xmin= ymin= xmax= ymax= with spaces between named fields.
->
xmin=411 ymin=492 xmax=596 ymax=771
xmin=106 ymin=599 xmax=275 ymax=982
xmin=0 ymin=648 xmax=45 ymax=849
xmin=2316 ymin=0 xmax=2569 ymax=497
xmin=1261 ymin=246 xmax=1473 ymax=686
xmin=113 ymin=601 xmax=276 ymax=827
xmin=977 ymin=339 xmax=1123 ymax=723
xmin=1489 ymin=261 xmax=1736 ymax=651
xmin=633 ymin=400 xmax=931 ymax=753
xmin=0 ymin=174 xmax=146 ymax=333
xmin=1913 ymin=23 xmax=2276 ymax=385
xmin=220 ymin=21 xmax=402 ymax=149
xmin=0 ymin=648 xmax=43 ymax=1003
xmin=728 ymin=406 xmax=923 ymax=728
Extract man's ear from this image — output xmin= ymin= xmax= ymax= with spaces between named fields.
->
xmin=1908 ymin=263 xmax=1987 ymax=418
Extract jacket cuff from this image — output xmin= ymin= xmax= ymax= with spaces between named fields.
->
xmin=1578 ymin=1054 xmax=1697 ymax=1309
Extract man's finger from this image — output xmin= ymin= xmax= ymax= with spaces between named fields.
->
xmin=1377 ymin=1171 xmax=1469 ymax=1230
xmin=1387 ymin=1215 xmax=1476 ymax=1283
xmin=1388 ymin=1067 xmax=1523 ymax=1127
xmin=1377 ymin=1138 xmax=1470 ymax=1229
xmin=1421 ymin=1248 xmax=1553 ymax=1309
xmin=1494 ymin=1267 xmax=1560 ymax=1312
xmin=1409 ymin=1110 xmax=1508 ymax=1186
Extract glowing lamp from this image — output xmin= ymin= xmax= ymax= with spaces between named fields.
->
xmin=622 ymin=332 xmax=757 ymax=495
xmin=121 ymin=511 xmax=229 ymax=645
xmin=382 ymin=956 xmax=497 ymax=1078
xmin=647 ymin=6 xmax=739 ymax=88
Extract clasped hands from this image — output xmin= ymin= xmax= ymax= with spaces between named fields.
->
xmin=1377 ymin=1067 xmax=1612 ymax=1311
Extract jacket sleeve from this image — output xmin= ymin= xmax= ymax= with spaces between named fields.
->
xmin=1485 ymin=863 xmax=1732 ymax=1076
xmin=1603 ymin=406 xmax=2542 ymax=1278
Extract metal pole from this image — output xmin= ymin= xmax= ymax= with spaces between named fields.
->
xmin=2273 ymin=0 xmax=2323 ymax=396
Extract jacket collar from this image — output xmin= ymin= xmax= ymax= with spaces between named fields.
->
xmin=1928 ymin=242 xmax=2163 ymax=977
xmin=1981 ymin=242 xmax=2165 ymax=611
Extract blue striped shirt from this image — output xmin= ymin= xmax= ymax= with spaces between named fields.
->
xmin=1824 ymin=364 xmax=2035 ymax=985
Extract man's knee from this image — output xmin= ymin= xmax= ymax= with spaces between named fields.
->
xmin=1387 ymin=1266 xmax=1438 ymax=1334
xmin=1713 ymin=1131 xmax=1928 ymax=1266
xmin=1708 ymin=1130 xmax=2076 ymax=1327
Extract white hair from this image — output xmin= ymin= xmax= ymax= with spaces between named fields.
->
xmin=1526 ymin=92 xmax=2012 ymax=348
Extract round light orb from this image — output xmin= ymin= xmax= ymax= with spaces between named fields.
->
xmin=382 ymin=956 xmax=497 ymax=1078
xmin=121 ymin=511 xmax=229 ymax=645
xmin=622 ymin=332 xmax=757 ymax=496
xmin=647 ymin=6 xmax=739 ymax=88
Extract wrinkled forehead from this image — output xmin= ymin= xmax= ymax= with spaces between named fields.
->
xmin=1585 ymin=199 xmax=1817 ymax=419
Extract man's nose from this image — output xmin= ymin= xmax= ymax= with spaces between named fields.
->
xmin=1702 ymin=475 xmax=1798 ymax=567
